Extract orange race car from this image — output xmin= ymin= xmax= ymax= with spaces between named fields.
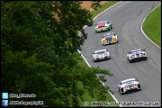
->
xmin=101 ymin=33 xmax=118 ymax=46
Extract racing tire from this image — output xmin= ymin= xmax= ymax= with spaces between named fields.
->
xmin=116 ymin=40 xmax=118 ymax=43
xmin=127 ymin=57 xmax=130 ymax=61
xmin=95 ymin=30 xmax=100 ymax=33
xmin=108 ymin=57 xmax=111 ymax=60
xmin=107 ymin=42 xmax=110 ymax=45
xmin=119 ymin=88 xmax=124 ymax=94
xmin=111 ymin=26 xmax=113 ymax=29
xmin=102 ymin=43 xmax=105 ymax=46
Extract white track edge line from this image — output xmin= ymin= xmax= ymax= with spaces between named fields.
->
xmin=141 ymin=3 xmax=161 ymax=49
xmin=78 ymin=50 xmax=122 ymax=107
xmin=78 ymin=1 xmax=123 ymax=107
xmin=78 ymin=50 xmax=91 ymax=68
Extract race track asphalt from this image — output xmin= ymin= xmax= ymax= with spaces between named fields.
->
xmin=81 ymin=1 xmax=161 ymax=107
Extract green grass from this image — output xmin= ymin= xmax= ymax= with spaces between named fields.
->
xmin=77 ymin=56 xmax=90 ymax=69
xmin=77 ymin=81 xmax=118 ymax=107
xmin=143 ymin=5 xmax=161 ymax=47
xmin=91 ymin=1 xmax=119 ymax=18
xmin=77 ymin=55 xmax=116 ymax=106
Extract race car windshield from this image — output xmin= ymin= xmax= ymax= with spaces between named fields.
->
xmin=98 ymin=22 xmax=105 ymax=26
xmin=105 ymin=35 xmax=112 ymax=39
xmin=122 ymin=80 xmax=134 ymax=84
xmin=131 ymin=49 xmax=141 ymax=53
xmin=132 ymin=51 xmax=142 ymax=54
xmin=96 ymin=51 xmax=106 ymax=54
xmin=105 ymin=33 xmax=112 ymax=36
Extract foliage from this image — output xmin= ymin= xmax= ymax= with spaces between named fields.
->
xmin=1 ymin=1 xmax=113 ymax=106
xmin=91 ymin=1 xmax=101 ymax=10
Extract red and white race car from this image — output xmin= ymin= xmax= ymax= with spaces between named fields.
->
xmin=95 ymin=21 xmax=112 ymax=33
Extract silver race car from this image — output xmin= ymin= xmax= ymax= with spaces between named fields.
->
xmin=92 ymin=49 xmax=110 ymax=62
xmin=127 ymin=49 xmax=147 ymax=63
xmin=118 ymin=78 xmax=141 ymax=94
xmin=101 ymin=33 xmax=118 ymax=45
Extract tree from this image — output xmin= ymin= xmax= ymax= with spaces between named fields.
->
xmin=91 ymin=1 xmax=102 ymax=10
xmin=1 ymin=1 xmax=113 ymax=107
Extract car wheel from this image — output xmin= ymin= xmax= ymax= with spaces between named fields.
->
xmin=119 ymin=88 xmax=123 ymax=94
xmin=108 ymin=56 xmax=111 ymax=60
xmin=107 ymin=41 xmax=110 ymax=45
xmin=129 ymin=60 xmax=132 ymax=63
xmin=120 ymin=92 xmax=123 ymax=94
xmin=127 ymin=57 xmax=130 ymax=61
xmin=95 ymin=30 xmax=99 ymax=33
xmin=111 ymin=26 xmax=113 ymax=29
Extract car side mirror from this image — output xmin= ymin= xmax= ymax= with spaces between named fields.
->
xmin=142 ymin=49 xmax=146 ymax=51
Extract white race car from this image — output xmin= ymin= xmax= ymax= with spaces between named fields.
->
xmin=92 ymin=49 xmax=110 ymax=62
xmin=127 ymin=49 xmax=147 ymax=63
xmin=118 ymin=78 xmax=141 ymax=94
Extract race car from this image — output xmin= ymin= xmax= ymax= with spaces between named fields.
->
xmin=92 ymin=49 xmax=110 ymax=62
xmin=118 ymin=78 xmax=141 ymax=94
xmin=127 ymin=49 xmax=147 ymax=63
xmin=95 ymin=21 xmax=112 ymax=33
xmin=101 ymin=33 xmax=118 ymax=45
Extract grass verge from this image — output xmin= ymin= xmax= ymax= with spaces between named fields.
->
xmin=77 ymin=56 xmax=118 ymax=107
xmin=91 ymin=1 xmax=120 ymax=18
xmin=143 ymin=5 xmax=161 ymax=47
